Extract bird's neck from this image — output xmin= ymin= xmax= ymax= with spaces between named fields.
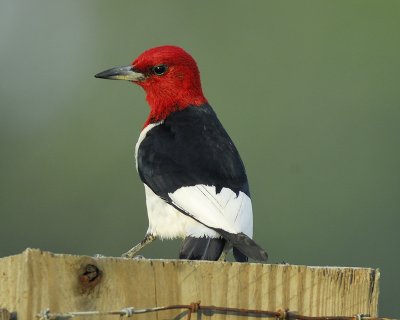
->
xmin=144 ymin=89 xmax=207 ymax=127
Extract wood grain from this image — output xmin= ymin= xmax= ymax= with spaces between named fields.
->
xmin=0 ymin=249 xmax=379 ymax=320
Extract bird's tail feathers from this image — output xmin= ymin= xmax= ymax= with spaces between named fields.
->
xmin=233 ymin=247 xmax=248 ymax=262
xmin=179 ymin=236 xmax=226 ymax=260
xmin=217 ymin=230 xmax=268 ymax=262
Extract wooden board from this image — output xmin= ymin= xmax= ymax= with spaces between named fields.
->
xmin=0 ymin=309 xmax=10 ymax=320
xmin=0 ymin=249 xmax=379 ymax=320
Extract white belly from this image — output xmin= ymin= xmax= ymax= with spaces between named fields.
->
xmin=144 ymin=185 xmax=220 ymax=239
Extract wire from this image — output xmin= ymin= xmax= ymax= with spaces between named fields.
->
xmin=36 ymin=302 xmax=398 ymax=320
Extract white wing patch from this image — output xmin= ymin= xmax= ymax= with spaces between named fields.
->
xmin=168 ymin=185 xmax=253 ymax=238
xmin=145 ymin=185 xmax=220 ymax=239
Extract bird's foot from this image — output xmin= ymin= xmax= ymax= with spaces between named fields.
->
xmin=121 ymin=253 xmax=146 ymax=260
xmin=133 ymin=255 xmax=146 ymax=260
xmin=218 ymin=251 xmax=228 ymax=262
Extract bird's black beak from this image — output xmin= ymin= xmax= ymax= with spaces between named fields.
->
xmin=95 ymin=65 xmax=145 ymax=81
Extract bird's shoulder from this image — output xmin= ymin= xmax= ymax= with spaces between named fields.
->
xmin=138 ymin=104 xmax=238 ymax=158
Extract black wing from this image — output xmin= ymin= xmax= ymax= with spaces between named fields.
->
xmin=137 ymin=104 xmax=250 ymax=199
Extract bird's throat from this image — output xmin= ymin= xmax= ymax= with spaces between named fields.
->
xmin=144 ymin=90 xmax=207 ymax=126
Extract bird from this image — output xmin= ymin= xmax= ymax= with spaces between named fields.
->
xmin=95 ymin=45 xmax=268 ymax=262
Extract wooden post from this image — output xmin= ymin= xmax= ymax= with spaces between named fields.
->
xmin=0 ymin=249 xmax=379 ymax=319
xmin=0 ymin=309 xmax=10 ymax=320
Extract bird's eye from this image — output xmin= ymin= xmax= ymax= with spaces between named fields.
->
xmin=152 ymin=65 xmax=167 ymax=76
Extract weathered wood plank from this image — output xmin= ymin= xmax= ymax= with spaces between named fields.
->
xmin=0 ymin=309 xmax=10 ymax=320
xmin=0 ymin=249 xmax=379 ymax=320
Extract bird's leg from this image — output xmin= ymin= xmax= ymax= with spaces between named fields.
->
xmin=121 ymin=234 xmax=156 ymax=259
xmin=218 ymin=250 xmax=228 ymax=262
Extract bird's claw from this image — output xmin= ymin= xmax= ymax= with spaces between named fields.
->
xmin=121 ymin=253 xmax=146 ymax=260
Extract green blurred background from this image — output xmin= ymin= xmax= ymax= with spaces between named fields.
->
xmin=0 ymin=0 xmax=399 ymax=316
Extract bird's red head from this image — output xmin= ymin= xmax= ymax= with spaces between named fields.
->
xmin=96 ymin=46 xmax=207 ymax=126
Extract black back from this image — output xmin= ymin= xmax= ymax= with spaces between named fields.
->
xmin=137 ymin=103 xmax=250 ymax=200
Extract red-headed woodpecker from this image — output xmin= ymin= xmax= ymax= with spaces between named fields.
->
xmin=95 ymin=46 xmax=268 ymax=262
